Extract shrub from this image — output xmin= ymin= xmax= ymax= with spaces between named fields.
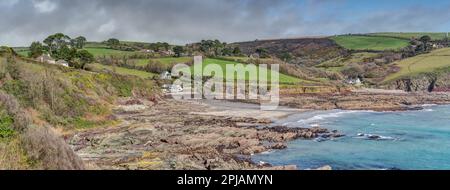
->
xmin=0 ymin=110 xmax=14 ymax=139
xmin=20 ymin=126 xmax=85 ymax=170
xmin=341 ymin=63 xmax=365 ymax=78
xmin=5 ymin=57 xmax=20 ymax=80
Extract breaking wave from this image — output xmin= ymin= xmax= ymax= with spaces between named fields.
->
xmin=297 ymin=110 xmax=374 ymax=125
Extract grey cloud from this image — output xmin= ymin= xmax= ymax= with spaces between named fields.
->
xmin=342 ymin=4 xmax=450 ymax=34
xmin=0 ymin=0 xmax=306 ymax=46
xmin=1 ymin=0 xmax=450 ymax=47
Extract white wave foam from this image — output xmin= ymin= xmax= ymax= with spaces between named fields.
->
xmin=260 ymin=151 xmax=272 ymax=155
xmin=297 ymin=110 xmax=373 ymax=124
xmin=355 ymin=133 xmax=397 ymax=141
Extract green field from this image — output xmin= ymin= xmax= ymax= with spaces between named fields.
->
xmin=136 ymin=57 xmax=193 ymax=66
xmin=331 ymin=35 xmax=410 ymax=51
xmin=11 ymin=47 xmax=30 ymax=57
xmin=84 ymin=47 xmax=140 ymax=57
xmin=183 ymin=58 xmax=301 ymax=84
xmin=369 ymin=32 xmax=449 ymax=40
xmin=384 ymin=48 xmax=450 ymax=82
xmin=134 ymin=57 xmax=302 ymax=84
xmin=89 ymin=63 xmax=157 ymax=79
xmin=84 ymin=42 xmax=109 ymax=48
xmin=316 ymin=52 xmax=379 ymax=70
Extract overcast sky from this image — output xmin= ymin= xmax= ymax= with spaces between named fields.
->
xmin=1 ymin=0 xmax=450 ymax=46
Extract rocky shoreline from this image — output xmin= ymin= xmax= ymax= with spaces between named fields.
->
xmin=67 ymin=98 xmax=338 ymax=170
xmin=66 ymin=91 xmax=450 ymax=170
xmin=279 ymin=91 xmax=450 ymax=111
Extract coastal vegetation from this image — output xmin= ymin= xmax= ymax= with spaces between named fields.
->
xmin=0 ymin=47 xmax=159 ymax=169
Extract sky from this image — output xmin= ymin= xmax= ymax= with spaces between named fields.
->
xmin=1 ymin=0 xmax=450 ymax=46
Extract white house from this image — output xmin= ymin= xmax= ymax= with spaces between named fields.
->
xmin=160 ymin=50 xmax=175 ymax=56
xmin=56 ymin=60 xmax=69 ymax=67
xmin=140 ymin=49 xmax=154 ymax=53
xmin=160 ymin=71 xmax=172 ymax=79
xmin=37 ymin=53 xmax=69 ymax=67
xmin=345 ymin=78 xmax=362 ymax=85
xmin=161 ymin=84 xmax=183 ymax=93
xmin=37 ymin=53 xmax=56 ymax=64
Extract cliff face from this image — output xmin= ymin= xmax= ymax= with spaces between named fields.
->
xmin=387 ymin=71 xmax=450 ymax=92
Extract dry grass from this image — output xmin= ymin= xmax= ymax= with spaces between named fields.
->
xmin=0 ymin=138 xmax=30 ymax=170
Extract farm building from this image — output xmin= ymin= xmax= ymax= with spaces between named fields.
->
xmin=345 ymin=78 xmax=362 ymax=85
xmin=140 ymin=49 xmax=154 ymax=53
xmin=160 ymin=71 xmax=172 ymax=79
xmin=36 ymin=53 xmax=69 ymax=67
xmin=37 ymin=53 xmax=56 ymax=64
xmin=161 ymin=84 xmax=183 ymax=93
xmin=56 ymin=60 xmax=69 ymax=67
xmin=159 ymin=50 xmax=175 ymax=56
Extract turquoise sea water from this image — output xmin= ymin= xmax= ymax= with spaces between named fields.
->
xmin=253 ymin=105 xmax=450 ymax=170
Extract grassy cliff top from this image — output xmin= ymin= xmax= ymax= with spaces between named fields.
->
xmin=384 ymin=48 xmax=450 ymax=82
xmin=369 ymin=32 xmax=449 ymax=40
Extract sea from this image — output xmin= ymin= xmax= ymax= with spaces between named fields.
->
xmin=253 ymin=105 xmax=450 ymax=170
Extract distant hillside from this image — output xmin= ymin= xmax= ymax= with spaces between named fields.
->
xmin=231 ymin=38 xmax=347 ymax=66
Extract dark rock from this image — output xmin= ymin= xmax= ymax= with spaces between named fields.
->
xmin=270 ymin=143 xmax=287 ymax=149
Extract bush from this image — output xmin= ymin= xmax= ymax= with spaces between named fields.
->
xmin=21 ymin=126 xmax=85 ymax=170
xmin=341 ymin=63 xmax=364 ymax=78
xmin=0 ymin=110 xmax=14 ymax=139
xmin=5 ymin=57 xmax=20 ymax=80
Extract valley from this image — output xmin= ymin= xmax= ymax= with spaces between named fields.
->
xmin=2 ymin=31 xmax=450 ymax=170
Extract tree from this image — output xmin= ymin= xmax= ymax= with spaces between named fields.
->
xmin=199 ymin=39 xmax=226 ymax=56
xmin=43 ymin=33 xmax=71 ymax=55
xmin=256 ymin=48 xmax=270 ymax=58
xmin=222 ymin=47 xmax=233 ymax=56
xmin=419 ymin=35 xmax=432 ymax=44
xmin=278 ymin=52 xmax=293 ymax=62
xmin=232 ymin=47 xmax=241 ymax=55
xmin=161 ymin=42 xmax=170 ymax=51
xmin=106 ymin=38 xmax=120 ymax=48
xmin=72 ymin=36 xmax=87 ymax=49
xmin=54 ymin=45 xmax=77 ymax=61
xmin=29 ymin=41 xmax=44 ymax=58
xmin=419 ymin=35 xmax=432 ymax=51
xmin=173 ymin=46 xmax=184 ymax=57
xmin=72 ymin=50 xmax=94 ymax=69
